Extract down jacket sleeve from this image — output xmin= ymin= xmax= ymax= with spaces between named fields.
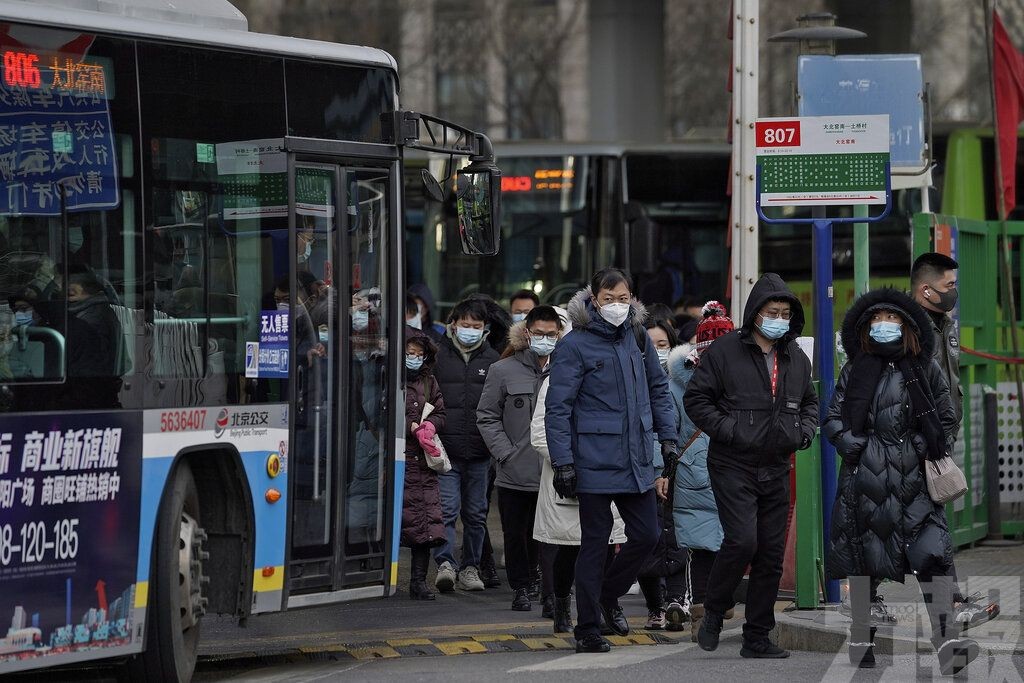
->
xmin=545 ymin=342 xmax=585 ymax=468
xmin=925 ymin=358 xmax=958 ymax=454
xmin=477 ymin=365 xmax=515 ymax=463
xmin=682 ymin=344 xmax=737 ymax=445
xmin=823 ymin=363 xmax=867 ymax=465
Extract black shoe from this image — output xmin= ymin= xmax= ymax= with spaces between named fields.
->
xmin=740 ymin=638 xmax=790 ymax=659
xmin=541 ymin=593 xmax=555 ymax=619
xmin=848 ymin=626 xmax=876 ymax=668
xmin=697 ymin=609 xmax=724 ymax=651
xmin=511 ymin=587 xmax=532 ymax=612
xmin=575 ymin=633 xmax=611 ymax=653
xmin=479 ymin=563 xmax=502 ymax=589
xmin=937 ymin=638 xmax=980 ymax=676
xmin=599 ymin=603 xmax=629 ymax=636
xmin=554 ymin=595 xmax=573 ymax=634
xmin=528 ymin=577 xmax=541 ymax=601
xmin=408 ymin=580 xmax=436 ymax=601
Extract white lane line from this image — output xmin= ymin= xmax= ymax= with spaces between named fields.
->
xmin=507 ymin=641 xmax=699 ymax=672
xmin=217 ymin=659 xmax=370 ymax=682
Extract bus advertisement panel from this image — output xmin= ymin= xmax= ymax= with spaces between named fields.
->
xmin=0 ymin=411 xmax=141 ymax=668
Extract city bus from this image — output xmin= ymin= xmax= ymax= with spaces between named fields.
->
xmin=0 ymin=1 xmax=498 ymax=680
xmin=406 ymin=141 xmax=917 ymax=325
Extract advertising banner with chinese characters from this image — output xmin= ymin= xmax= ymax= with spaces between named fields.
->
xmin=0 ymin=46 xmax=120 ymax=215
xmin=755 ymin=114 xmax=890 ymax=207
xmin=0 ymin=412 xmax=142 ymax=672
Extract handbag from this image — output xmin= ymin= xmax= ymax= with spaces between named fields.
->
xmin=419 ymin=399 xmax=451 ymax=474
xmin=923 ymin=455 xmax=968 ymax=504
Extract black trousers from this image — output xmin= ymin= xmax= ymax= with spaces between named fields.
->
xmin=686 ymin=548 xmax=716 ymax=605
xmin=574 ymin=489 xmax=660 ymax=638
xmin=496 ymin=487 xmax=539 ymax=591
xmin=481 ymin=464 xmax=497 ymax=569
xmin=552 ymin=544 xmax=580 ymax=597
xmin=705 ymin=462 xmax=790 ymax=642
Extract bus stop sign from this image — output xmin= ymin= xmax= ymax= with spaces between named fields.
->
xmin=755 ymin=114 xmax=890 ymax=207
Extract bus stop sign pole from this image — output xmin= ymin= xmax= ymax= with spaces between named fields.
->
xmin=756 ymin=163 xmax=892 ymax=605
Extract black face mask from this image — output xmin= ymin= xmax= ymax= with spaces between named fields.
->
xmin=928 ymin=285 xmax=958 ymax=312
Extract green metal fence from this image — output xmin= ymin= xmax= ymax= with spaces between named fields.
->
xmin=793 ymin=211 xmax=1024 ymax=608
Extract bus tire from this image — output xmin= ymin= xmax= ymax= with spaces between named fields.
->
xmin=140 ymin=462 xmax=209 ymax=682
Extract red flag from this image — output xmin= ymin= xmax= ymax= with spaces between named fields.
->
xmin=994 ymin=11 xmax=1024 ymax=218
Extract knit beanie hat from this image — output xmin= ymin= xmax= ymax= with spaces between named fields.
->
xmin=695 ymin=301 xmax=734 ymax=352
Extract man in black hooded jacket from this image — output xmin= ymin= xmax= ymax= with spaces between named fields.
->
xmin=684 ymin=272 xmax=818 ymax=658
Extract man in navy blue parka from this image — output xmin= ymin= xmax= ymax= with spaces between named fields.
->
xmin=545 ymin=268 xmax=679 ymax=652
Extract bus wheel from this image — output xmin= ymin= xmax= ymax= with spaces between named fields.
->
xmin=142 ymin=463 xmax=209 ymax=682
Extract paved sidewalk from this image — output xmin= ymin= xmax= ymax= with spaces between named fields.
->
xmin=773 ymin=543 xmax=1024 ymax=656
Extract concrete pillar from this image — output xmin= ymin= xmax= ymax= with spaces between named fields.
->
xmin=587 ymin=0 xmax=664 ymax=141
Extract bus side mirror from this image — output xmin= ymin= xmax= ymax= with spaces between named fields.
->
xmin=625 ymin=200 xmax=658 ymax=275
xmin=456 ymin=164 xmax=501 ymax=256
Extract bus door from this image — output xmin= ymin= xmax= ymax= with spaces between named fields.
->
xmin=286 ymin=159 xmax=395 ymax=599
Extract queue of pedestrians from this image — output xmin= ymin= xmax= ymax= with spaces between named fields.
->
xmin=397 ymin=257 xmax=991 ymax=675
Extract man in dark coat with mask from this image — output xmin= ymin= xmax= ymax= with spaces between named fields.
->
xmin=684 ymin=272 xmax=818 ymax=658
xmin=909 ymin=253 xmax=1000 ymax=632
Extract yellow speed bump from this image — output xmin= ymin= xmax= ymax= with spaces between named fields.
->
xmin=434 ymin=640 xmax=488 ymax=655
xmin=348 ymin=645 xmax=401 ymax=659
xmin=521 ymin=637 xmax=573 ymax=650
xmin=606 ymin=634 xmax=657 ymax=646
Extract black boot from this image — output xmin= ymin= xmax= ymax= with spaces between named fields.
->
xmin=541 ymin=593 xmax=555 ymax=619
xmin=848 ymin=626 xmax=875 ymax=668
xmin=479 ymin=558 xmax=502 ymax=588
xmin=409 ymin=547 xmax=436 ymax=601
xmin=553 ymin=595 xmax=573 ymax=634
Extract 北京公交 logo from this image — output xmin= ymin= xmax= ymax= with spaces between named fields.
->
xmin=215 ymin=408 xmax=230 ymax=438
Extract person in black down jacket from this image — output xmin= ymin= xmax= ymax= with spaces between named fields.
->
xmin=431 ymin=297 xmax=500 ymax=593
xmin=824 ymin=288 xmax=979 ymax=676
xmin=402 ymin=332 xmax=447 ymax=600
xmin=684 ymin=272 xmax=817 ymax=659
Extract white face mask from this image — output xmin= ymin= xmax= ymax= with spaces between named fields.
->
xmin=406 ymin=316 xmax=422 ymax=330
xmin=657 ymin=348 xmax=670 ymax=365
xmin=298 ymin=241 xmax=312 ymax=262
xmin=598 ymin=302 xmax=630 ymax=327
xmin=276 ymin=302 xmax=289 ymax=311
xmin=511 ymin=312 xmax=527 ymax=324
xmin=352 ymin=309 xmax=369 ymax=332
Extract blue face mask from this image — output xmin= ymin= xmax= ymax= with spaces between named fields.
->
xmin=512 ymin=313 xmax=527 ymax=324
xmin=529 ymin=336 xmax=557 ymax=357
xmin=455 ymin=326 xmax=485 ymax=346
xmin=405 ymin=355 xmax=424 ymax=371
xmin=14 ymin=311 xmax=32 ymax=327
xmin=758 ymin=315 xmax=789 ymax=340
xmin=869 ymin=321 xmax=902 ymax=344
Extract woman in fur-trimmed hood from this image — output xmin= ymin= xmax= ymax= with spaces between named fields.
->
xmin=824 ymin=288 xmax=974 ymax=672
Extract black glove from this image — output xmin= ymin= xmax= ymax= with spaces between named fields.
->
xmin=660 ymin=440 xmax=680 ymax=480
xmin=552 ymin=464 xmax=577 ymax=499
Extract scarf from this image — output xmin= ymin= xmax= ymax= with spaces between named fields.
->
xmin=446 ymin=326 xmax=486 ymax=363
xmin=842 ymin=341 xmax=947 ymax=462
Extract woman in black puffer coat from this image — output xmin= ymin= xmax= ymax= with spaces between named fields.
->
xmin=402 ymin=332 xmax=447 ymax=600
xmin=824 ymin=288 xmax=977 ymax=675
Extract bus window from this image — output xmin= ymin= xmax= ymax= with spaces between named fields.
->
xmin=624 ymin=151 xmax=731 ymax=307
xmin=0 ymin=32 xmax=141 ymax=412
xmin=139 ymin=42 xmax=287 ymax=408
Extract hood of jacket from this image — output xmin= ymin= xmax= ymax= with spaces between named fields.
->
xmin=741 ymin=272 xmax=804 ymax=344
xmin=566 ymin=286 xmax=648 ymax=340
xmin=506 ymin=320 xmax=531 ymax=352
xmin=408 ymin=283 xmax=436 ymax=317
xmin=839 ymin=287 xmax=935 ymax=361
xmin=666 ymin=344 xmax=694 ymax=383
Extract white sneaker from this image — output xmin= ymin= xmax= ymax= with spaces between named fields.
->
xmin=435 ymin=561 xmax=456 ymax=592
xmin=457 ymin=566 xmax=485 ymax=591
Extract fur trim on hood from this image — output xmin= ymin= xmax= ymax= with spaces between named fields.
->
xmin=507 ymin=320 xmax=531 ymax=352
xmin=839 ymin=287 xmax=935 ymax=360
xmin=666 ymin=343 xmax=693 ymax=381
xmin=566 ymin=286 xmax=648 ymax=334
